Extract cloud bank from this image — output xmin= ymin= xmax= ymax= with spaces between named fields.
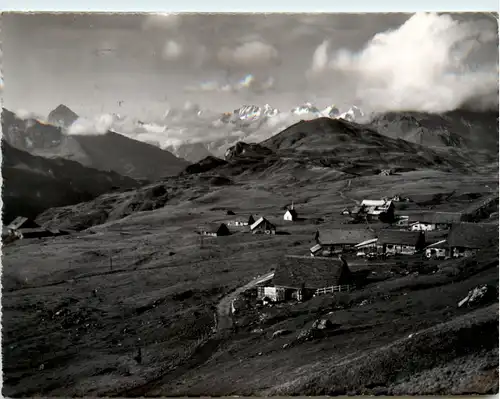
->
xmin=67 ymin=114 xmax=115 ymax=135
xmin=327 ymin=12 xmax=499 ymax=113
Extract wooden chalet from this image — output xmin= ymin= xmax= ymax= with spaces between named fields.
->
xmin=258 ymin=255 xmax=353 ymax=302
xmin=250 ymin=217 xmax=276 ymax=235
xmin=447 ymin=222 xmax=498 ymax=258
xmin=316 ymin=228 xmax=377 ymax=254
xmin=200 ymin=223 xmax=231 ymax=237
xmin=408 ymin=211 xmax=465 ymax=231
xmin=376 ymin=230 xmax=426 ymax=255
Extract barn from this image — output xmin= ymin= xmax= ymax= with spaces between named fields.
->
xmin=447 ymin=222 xmax=498 ymax=258
xmin=250 ymin=217 xmax=276 ymax=235
xmin=258 ymin=255 xmax=353 ymax=302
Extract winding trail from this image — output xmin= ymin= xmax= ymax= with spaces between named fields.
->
xmin=119 ymin=271 xmax=274 ymax=397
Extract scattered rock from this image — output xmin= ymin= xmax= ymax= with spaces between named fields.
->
xmin=458 ymin=284 xmax=496 ymax=308
xmin=312 ymin=319 xmax=333 ymax=330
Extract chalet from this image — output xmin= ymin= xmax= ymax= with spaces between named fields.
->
xmin=447 ymin=222 xmax=498 ymax=258
xmin=250 ymin=217 xmax=276 ymax=235
xmin=258 ymin=255 xmax=353 ymax=302
xmin=409 ymin=211 xmax=465 ymax=231
xmin=5 ymin=216 xmax=40 ymax=232
xmin=200 ymin=223 xmax=231 ymax=237
xmin=316 ymin=228 xmax=377 ymax=255
xmin=283 ymin=206 xmax=298 ymax=222
xmin=376 ymin=230 xmax=426 ymax=255
xmin=351 ymin=199 xmax=395 ymax=223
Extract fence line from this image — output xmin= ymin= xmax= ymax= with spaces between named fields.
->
xmin=315 ymin=284 xmax=353 ymax=295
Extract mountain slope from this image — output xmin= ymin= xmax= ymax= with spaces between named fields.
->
xmin=2 ymin=108 xmax=190 ymax=181
xmin=368 ymin=109 xmax=499 ymax=152
xmin=1 ymin=140 xmax=139 ymax=224
xmin=261 ymin=117 xmax=492 ymax=174
xmin=71 ymin=131 xmax=190 ymax=181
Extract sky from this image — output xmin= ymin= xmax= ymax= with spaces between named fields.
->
xmin=1 ymin=12 xmax=498 ymax=120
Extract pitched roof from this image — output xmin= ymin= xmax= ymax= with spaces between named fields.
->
xmin=447 ymin=222 xmax=498 ymax=249
xmin=203 ymin=223 xmax=229 ymax=234
xmin=250 ymin=217 xmax=275 ymax=230
xmin=377 ymin=230 xmax=423 ymax=246
xmin=7 ymin=216 xmax=40 ymax=230
xmin=318 ymin=228 xmax=376 ymax=245
xmin=273 ymin=255 xmax=350 ymax=290
xmin=310 ymin=243 xmax=322 ymax=253
xmin=409 ymin=211 xmax=465 ymax=224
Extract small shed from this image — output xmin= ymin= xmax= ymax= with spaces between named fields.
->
xmin=310 ymin=243 xmax=323 ymax=256
xmin=250 ymin=217 xmax=276 ymax=235
xmin=283 ymin=204 xmax=298 ymax=222
xmin=447 ymin=222 xmax=498 ymax=258
xmin=376 ymin=230 xmax=426 ymax=255
xmin=264 ymin=255 xmax=353 ymax=302
xmin=6 ymin=216 xmax=40 ymax=231
xmin=201 ymin=223 xmax=231 ymax=237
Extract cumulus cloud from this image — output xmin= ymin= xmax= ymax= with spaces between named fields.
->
xmin=67 ymin=114 xmax=115 ymax=135
xmin=306 ymin=40 xmax=330 ymax=78
xmin=217 ymin=40 xmax=280 ymax=69
xmin=328 ymin=12 xmax=499 ymax=113
xmin=162 ymin=40 xmax=184 ymax=60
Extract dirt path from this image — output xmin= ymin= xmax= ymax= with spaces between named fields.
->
xmin=216 ymin=271 xmax=275 ymax=331
xmin=118 ymin=271 xmax=274 ymax=396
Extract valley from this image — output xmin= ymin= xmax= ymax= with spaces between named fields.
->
xmin=2 ymin=110 xmax=499 ymax=396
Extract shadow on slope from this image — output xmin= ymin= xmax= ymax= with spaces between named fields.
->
xmin=2 ymin=141 xmax=139 ymax=224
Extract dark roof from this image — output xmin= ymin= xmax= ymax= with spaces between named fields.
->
xmin=319 ymin=228 xmax=376 ymax=245
xmin=409 ymin=211 xmax=465 ymax=224
xmin=273 ymin=255 xmax=351 ymax=290
xmin=204 ymin=223 xmax=229 ymax=234
xmin=377 ymin=230 xmax=423 ymax=246
xmin=425 ymin=230 xmax=450 ymax=245
xmin=447 ymin=222 xmax=498 ymax=249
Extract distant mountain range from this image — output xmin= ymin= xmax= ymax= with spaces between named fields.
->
xmin=2 ymin=107 xmax=190 ymax=181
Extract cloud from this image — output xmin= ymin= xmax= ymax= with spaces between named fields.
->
xmin=328 ymin=12 xmax=499 ymax=113
xmin=217 ymin=40 xmax=280 ymax=69
xmin=162 ymin=40 xmax=184 ymax=60
xmin=67 ymin=114 xmax=115 ymax=135
xmin=306 ymin=40 xmax=330 ymax=78
xmin=185 ymin=74 xmax=275 ymax=94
